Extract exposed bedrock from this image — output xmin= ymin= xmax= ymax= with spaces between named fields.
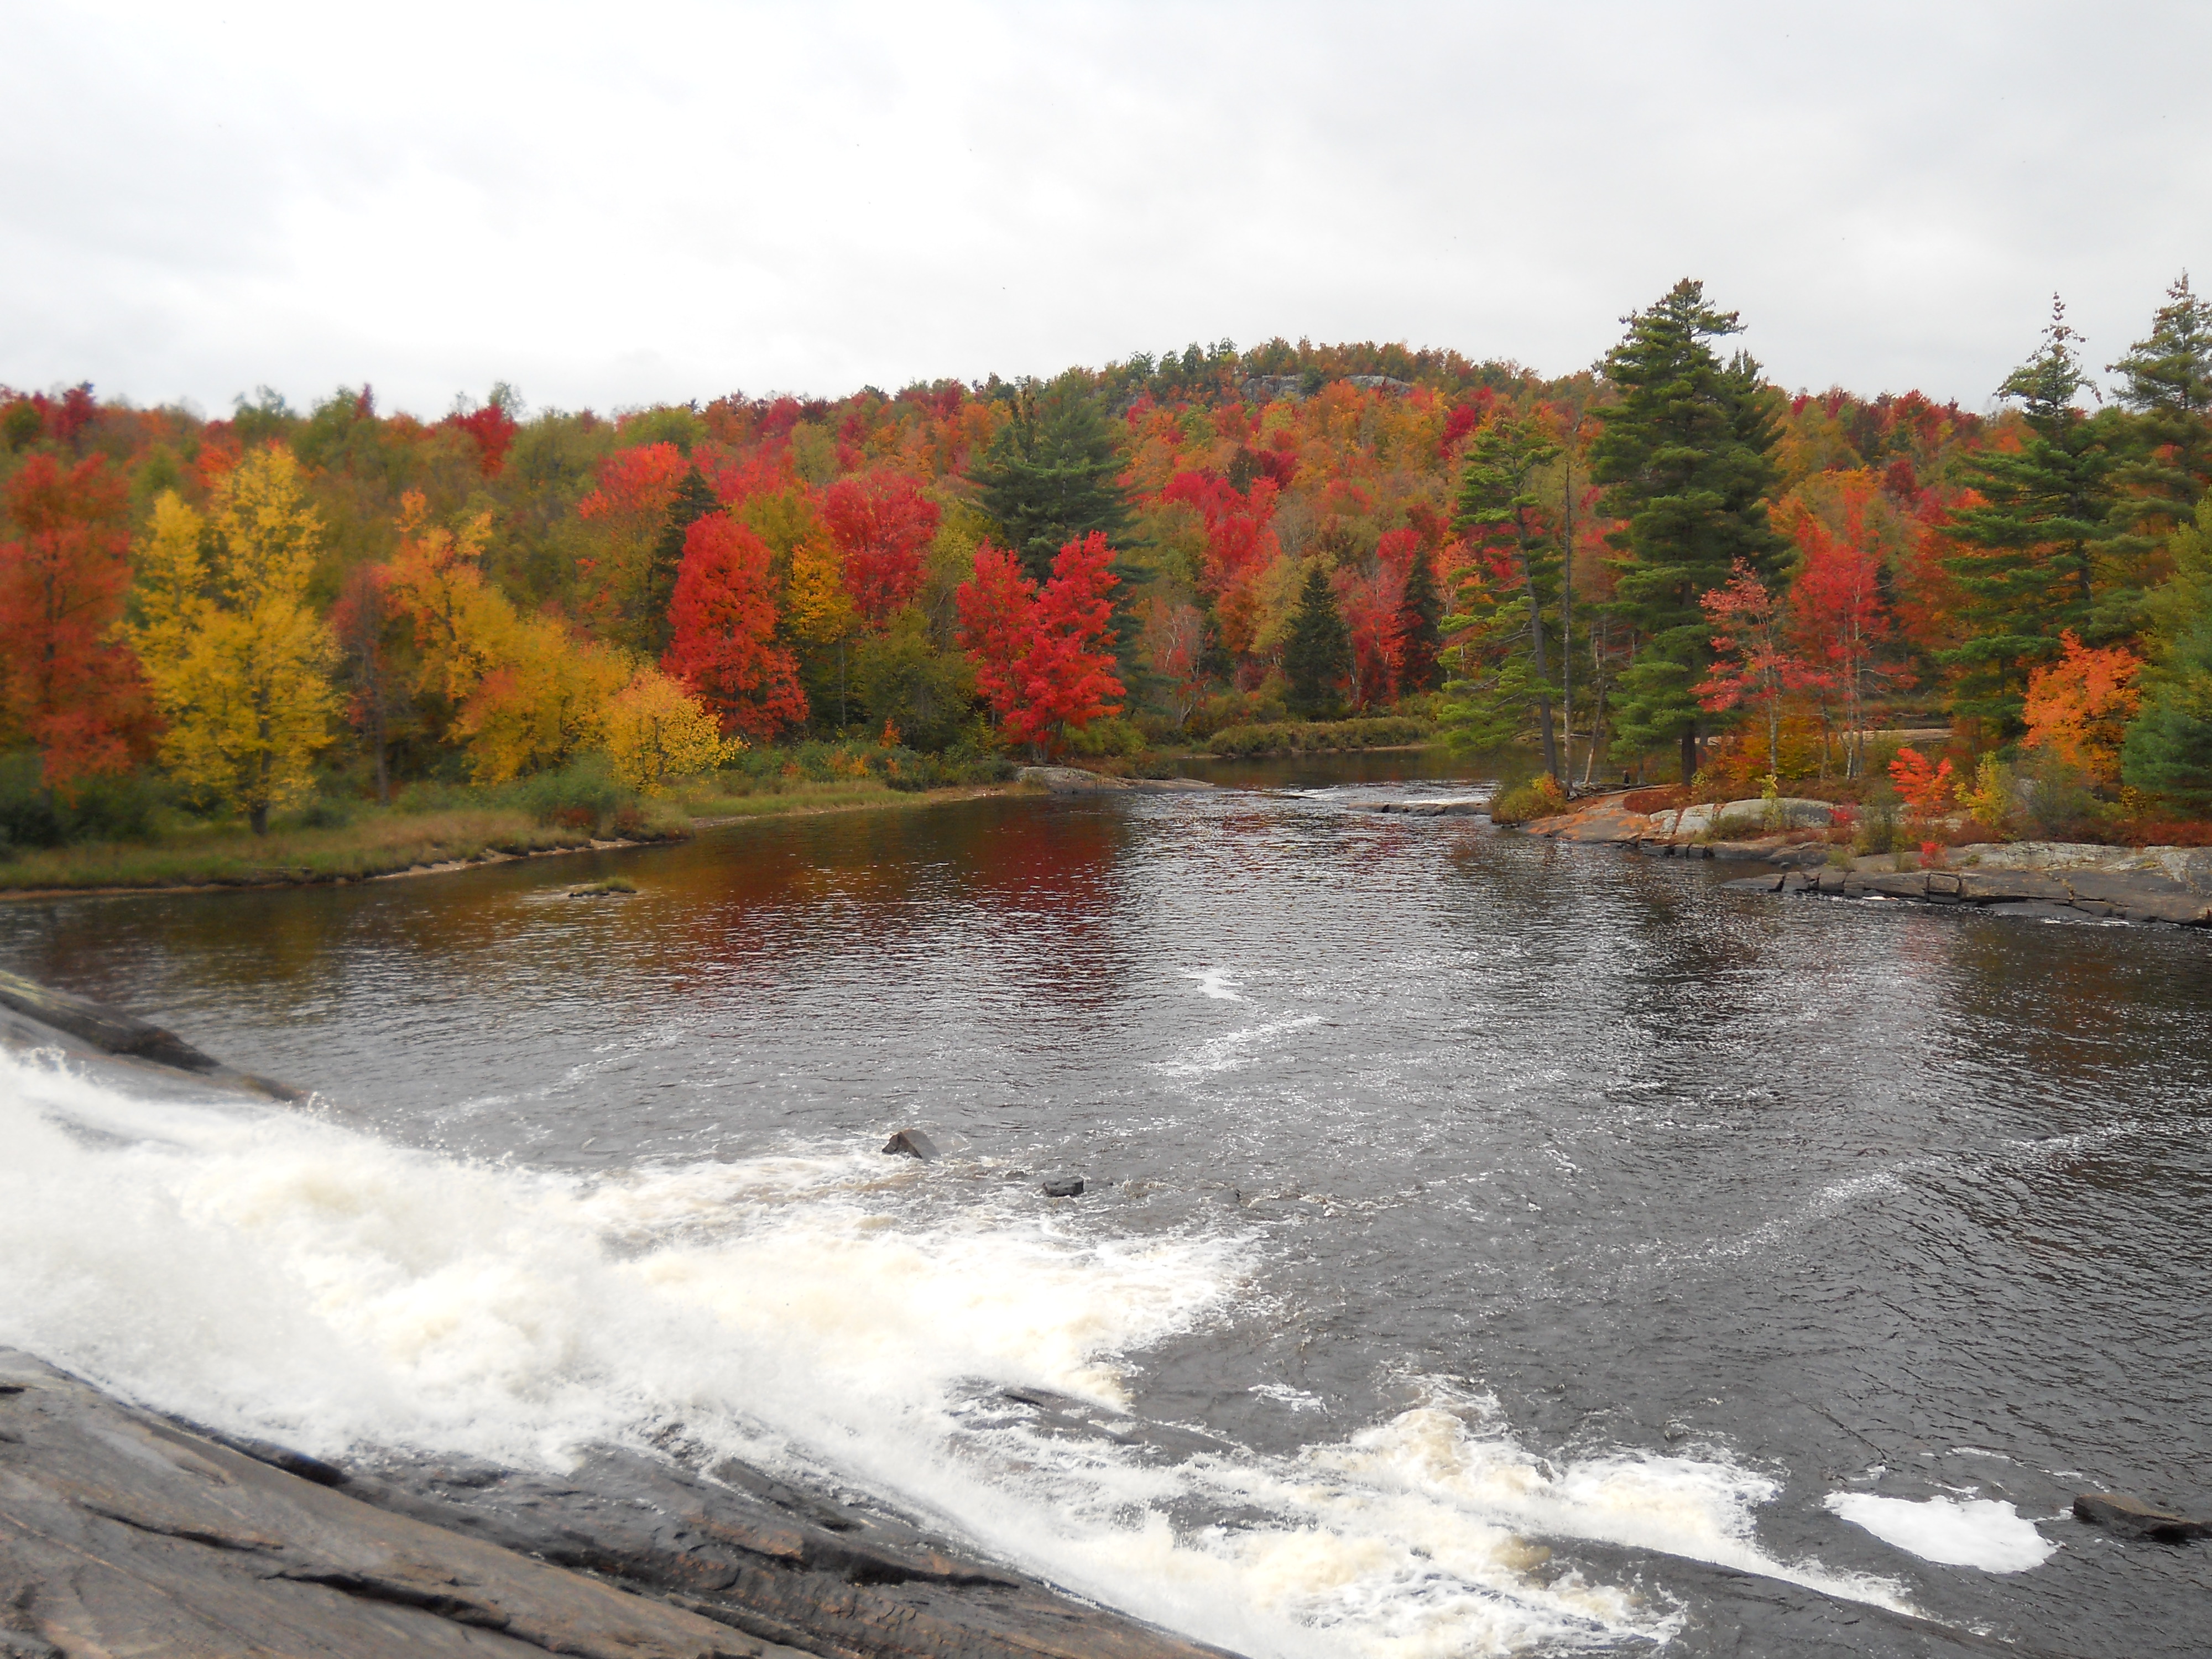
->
xmin=1723 ymin=863 xmax=2212 ymax=926
xmin=0 ymin=1350 xmax=1245 ymax=1659
xmin=0 ymin=969 xmax=303 ymax=1102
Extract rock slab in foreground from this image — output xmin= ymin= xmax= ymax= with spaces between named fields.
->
xmin=0 ymin=1349 xmax=1244 ymax=1659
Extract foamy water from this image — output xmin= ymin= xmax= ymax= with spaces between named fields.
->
xmin=0 ymin=1041 xmax=1921 ymax=1656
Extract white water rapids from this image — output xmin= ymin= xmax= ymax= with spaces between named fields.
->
xmin=1 ymin=1041 xmax=1927 ymax=1657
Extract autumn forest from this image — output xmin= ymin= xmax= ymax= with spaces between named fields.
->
xmin=7 ymin=275 xmax=2212 ymax=859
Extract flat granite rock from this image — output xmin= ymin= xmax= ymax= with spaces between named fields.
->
xmin=0 ymin=1349 xmax=1245 ymax=1659
xmin=1522 ymin=795 xmax=1655 ymax=843
xmin=1760 ymin=863 xmax=2212 ymax=927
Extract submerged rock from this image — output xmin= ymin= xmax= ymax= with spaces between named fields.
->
xmin=2074 ymin=1491 xmax=2212 ymax=1543
xmin=1040 ymin=1174 xmax=1086 ymax=1198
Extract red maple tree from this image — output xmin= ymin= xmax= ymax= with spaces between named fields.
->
xmin=956 ymin=533 xmax=1124 ymax=755
xmin=822 ymin=470 xmax=940 ymax=625
xmin=1335 ymin=560 xmax=1406 ymax=710
xmin=1783 ymin=482 xmax=1904 ymax=777
xmin=1697 ymin=560 xmax=1818 ymax=779
xmin=0 ymin=453 xmax=153 ymax=795
xmin=661 ymin=513 xmax=807 ymax=742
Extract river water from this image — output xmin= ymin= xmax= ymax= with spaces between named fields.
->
xmin=2 ymin=754 xmax=2208 ymax=1657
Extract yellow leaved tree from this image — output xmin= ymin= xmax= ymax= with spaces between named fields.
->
xmin=379 ymin=491 xmax=633 ymax=783
xmin=602 ymin=667 xmax=734 ymax=794
xmin=133 ymin=448 xmax=338 ymax=833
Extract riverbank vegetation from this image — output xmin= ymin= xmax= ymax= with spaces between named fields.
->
xmin=6 ymin=274 xmax=2212 ymax=870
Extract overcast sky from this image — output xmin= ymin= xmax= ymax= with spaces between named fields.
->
xmin=3 ymin=2 xmax=2206 ymax=420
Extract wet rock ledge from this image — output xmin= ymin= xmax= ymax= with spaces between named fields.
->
xmin=0 ymin=1347 xmax=1242 ymax=1659
xmin=1519 ymin=795 xmax=2212 ymax=928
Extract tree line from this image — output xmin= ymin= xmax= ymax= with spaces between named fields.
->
xmin=4 ymin=280 xmax=2211 ymax=841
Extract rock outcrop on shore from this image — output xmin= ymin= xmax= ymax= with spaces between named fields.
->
xmin=1724 ymin=860 xmax=2212 ymax=925
xmin=0 ymin=1348 xmax=1244 ymax=1659
xmin=1515 ymin=794 xmax=2212 ymax=927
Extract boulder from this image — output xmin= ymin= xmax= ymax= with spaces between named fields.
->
xmin=2073 ymin=1491 xmax=2212 ymax=1543
xmin=883 ymin=1129 xmax=940 ymax=1161
xmin=1650 ymin=799 xmax=1834 ymax=839
xmin=1040 ymin=1175 xmax=1086 ymax=1198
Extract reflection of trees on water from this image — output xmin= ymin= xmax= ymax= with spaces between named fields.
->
xmin=0 ymin=798 xmax=1147 ymax=1095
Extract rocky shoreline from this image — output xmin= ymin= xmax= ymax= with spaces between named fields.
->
xmin=1522 ymin=794 xmax=2212 ymax=928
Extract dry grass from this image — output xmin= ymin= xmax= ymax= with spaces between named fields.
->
xmin=673 ymin=776 xmax=1008 ymax=822
xmin=1 ymin=778 xmax=1013 ymax=896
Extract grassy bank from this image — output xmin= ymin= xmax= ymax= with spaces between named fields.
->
xmin=0 ymin=777 xmax=1016 ymax=896
xmin=1183 ymin=715 xmax=1438 ymax=760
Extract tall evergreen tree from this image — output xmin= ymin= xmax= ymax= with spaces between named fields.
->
xmin=967 ymin=375 xmax=1135 ymax=583
xmin=644 ymin=465 xmax=719 ymax=655
xmin=1589 ymin=279 xmax=1784 ymax=782
xmin=1395 ymin=548 xmax=1444 ymax=693
xmin=1943 ymin=298 xmax=2131 ymax=732
xmin=1282 ymin=563 xmax=1350 ymax=717
xmin=2107 ymin=272 xmax=2212 ymax=518
xmin=1448 ymin=414 xmax=1564 ymax=778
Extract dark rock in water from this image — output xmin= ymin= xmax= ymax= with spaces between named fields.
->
xmin=882 ymin=1128 xmax=938 ymax=1161
xmin=2074 ymin=1491 xmax=2212 ymax=1542
xmin=1041 ymin=1174 xmax=1086 ymax=1198
xmin=0 ymin=969 xmax=305 ymax=1103
xmin=0 ymin=1347 xmax=1246 ymax=1659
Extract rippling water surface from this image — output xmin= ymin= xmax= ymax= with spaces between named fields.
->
xmin=3 ymin=754 xmax=2209 ymax=1657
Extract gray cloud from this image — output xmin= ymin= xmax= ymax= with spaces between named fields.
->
xmin=2 ymin=0 xmax=2205 ymax=416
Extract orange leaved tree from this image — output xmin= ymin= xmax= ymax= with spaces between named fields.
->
xmin=2021 ymin=629 xmax=2143 ymax=785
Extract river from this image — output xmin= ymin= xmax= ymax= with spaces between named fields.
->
xmin=2 ymin=754 xmax=2208 ymax=1657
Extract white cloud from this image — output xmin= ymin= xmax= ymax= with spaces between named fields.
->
xmin=1 ymin=0 xmax=2205 ymax=416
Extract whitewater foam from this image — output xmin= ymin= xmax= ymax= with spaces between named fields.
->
xmin=1825 ymin=1493 xmax=2056 ymax=1572
xmin=0 ymin=1044 xmax=1916 ymax=1656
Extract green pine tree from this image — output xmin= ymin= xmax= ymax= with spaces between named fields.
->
xmin=1447 ymin=414 xmax=1564 ymax=778
xmin=1943 ymin=298 xmax=2133 ymax=732
xmin=1282 ymin=563 xmax=1350 ymax=718
xmin=968 ymin=374 xmax=1134 ymax=583
xmin=1395 ymin=547 xmax=1444 ymax=694
xmin=1589 ymin=279 xmax=1785 ymax=782
xmin=2107 ymin=272 xmax=2212 ymax=524
xmin=2122 ymin=493 xmax=2212 ymax=804
xmin=643 ymin=465 xmax=720 ymax=654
